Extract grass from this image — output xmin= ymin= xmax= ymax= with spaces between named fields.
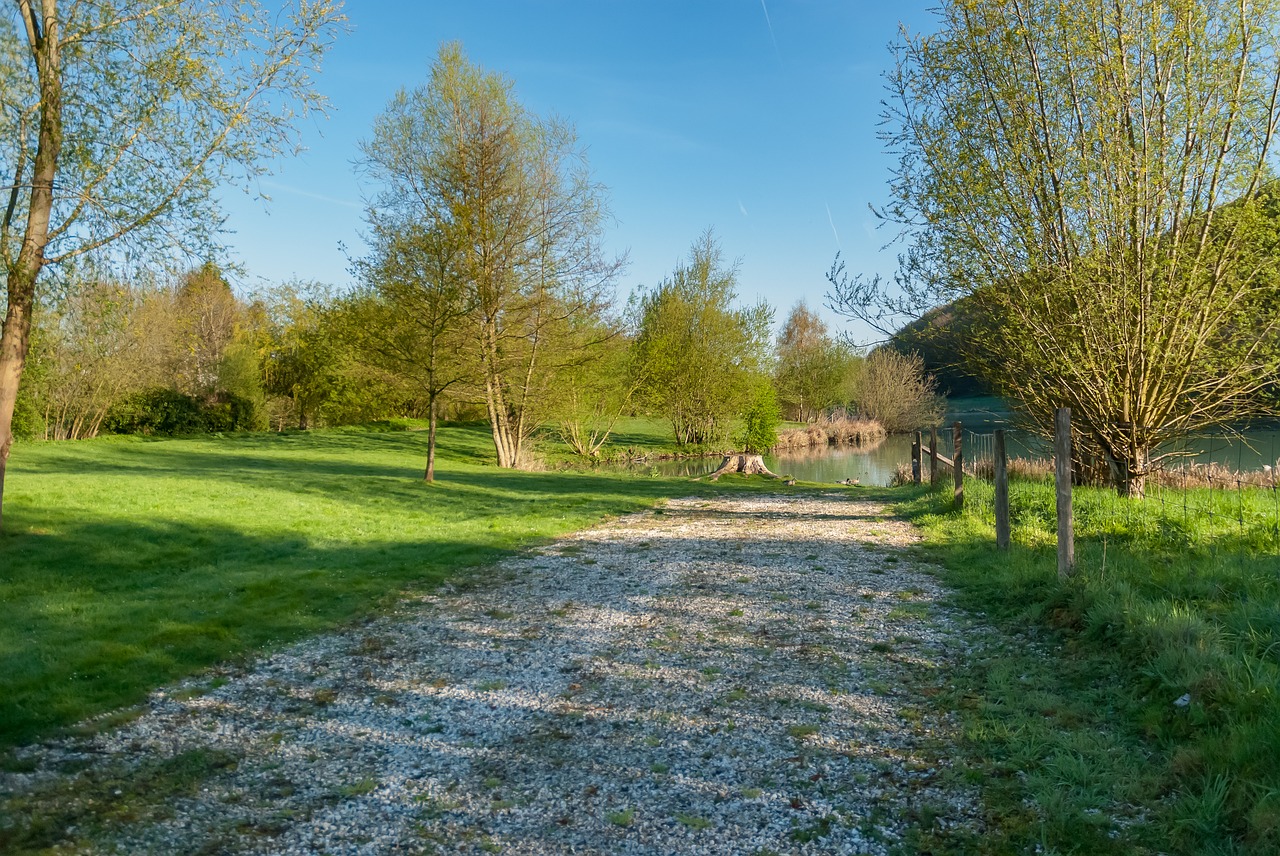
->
xmin=0 ymin=419 xmax=806 ymax=751
xmin=897 ymin=474 xmax=1280 ymax=855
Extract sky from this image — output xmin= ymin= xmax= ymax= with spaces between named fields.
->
xmin=217 ymin=1 xmax=938 ymax=342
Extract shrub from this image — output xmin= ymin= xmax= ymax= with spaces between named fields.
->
xmin=736 ymin=383 xmax=781 ymax=454
xmin=103 ymin=388 xmax=262 ymax=436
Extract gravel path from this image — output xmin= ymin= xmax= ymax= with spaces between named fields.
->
xmin=3 ymin=492 xmax=986 ymax=854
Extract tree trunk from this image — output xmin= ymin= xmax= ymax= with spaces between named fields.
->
xmin=0 ymin=267 xmax=39 ymax=533
xmin=0 ymin=9 xmax=65 ymax=531
xmin=1112 ymin=448 xmax=1148 ymax=498
xmin=704 ymin=454 xmax=780 ymax=481
xmin=424 ymin=395 xmax=438 ymax=483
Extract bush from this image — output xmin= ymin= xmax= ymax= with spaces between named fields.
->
xmin=736 ymin=383 xmax=781 ymax=454
xmin=103 ymin=388 xmax=262 ymax=436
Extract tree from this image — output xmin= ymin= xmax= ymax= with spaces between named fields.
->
xmin=774 ymin=301 xmax=859 ymax=422
xmin=350 ymin=223 xmax=473 ymax=482
xmin=22 ymin=275 xmax=152 ymax=439
xmin=358 ymin=42 xmax=621 ymax=470
xmin=548 ymin=315 xmax=636 ymax=459
xmin=854 ymin=349 xmax=945 ymax=434
xmin=169 ymin=263 xmax=241 ymax=398
xmin=256 ymin=282 xmax=349 ymax=431
xmin=0 ymin=0 xmax=344 ymax=527
xmin=835 ymin=0 xmax=1280 ymax=496
xmin=631 ymin=231 xmax=773 ymax=446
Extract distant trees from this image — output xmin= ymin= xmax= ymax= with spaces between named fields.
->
xmin=774 ymin=302 xmax=859 ymax=422
xmin=631 ymin=232 xmax=773 ymax=446
xmin=840 ymin=0 xmax=1280 ymax=496
xmin=853 ymin=349 xmax=944 ymax=434
xmin=256 ymin=282 xmax=351 ymax=431
xmin=357 ymin=42 xmax=622 ymax=471
xmin=0 ymin=0 xmax=344 ymax=527
xmin=20 ymin=276 xmax=151 ymax=440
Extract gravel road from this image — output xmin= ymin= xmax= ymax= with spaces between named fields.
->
xmin=2 ymin=492 xmax=986 ymax=854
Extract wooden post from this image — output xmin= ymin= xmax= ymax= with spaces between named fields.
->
xmin=929 ymin=427 xmax=938 ymax=488
xmin=994 ymin=429 xmax=1010 ymax=549
xmin=953 ymin=421 xmax=964 ymax=510
xmin=1055 ymin=407 xmax=1075 ymax=578
xmin=912 ymin=431 xmax=922 ymax=484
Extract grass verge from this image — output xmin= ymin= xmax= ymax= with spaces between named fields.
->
xmin=897 ymin=476 xmax=1280 ymax=855
xmin=0 ymin=420 xmax=803 ymax=751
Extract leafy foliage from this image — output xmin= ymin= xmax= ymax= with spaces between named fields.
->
xmin=774 ymin=302 xmax=860 ymax=422
xmin=630 ymin=231 xmax=773 ymax=447
xmin=854 ymin=349 xmax=944 ymax=433
xmin=847 ymin=0 xmax=1280 ymax=495
xmin=357 ymin=43 xmax=621 ymax=470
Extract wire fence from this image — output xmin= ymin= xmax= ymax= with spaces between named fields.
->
xmin=917 ymin=423 xmax=1280 ymax=555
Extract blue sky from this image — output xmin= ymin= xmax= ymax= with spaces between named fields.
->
xmin=218 ymin=1 xmax=936 ymax=341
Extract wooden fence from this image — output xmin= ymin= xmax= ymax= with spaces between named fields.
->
xmin=912 ymin=408 xmax=1076 ymax=579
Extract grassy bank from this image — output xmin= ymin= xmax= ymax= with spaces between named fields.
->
xmin=0 ymin=420 xmax=790 ymax=753
xmin=898 ymin=476 xmax=1280 ymax=855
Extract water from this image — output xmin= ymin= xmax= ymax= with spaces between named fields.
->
xmin=623 ymin=436 xmax=914 ymax=486
xmin=618 ymin=398 xmax=1280 ymax=486
xmin=940 ymin=398 xmax=1280 ymax=472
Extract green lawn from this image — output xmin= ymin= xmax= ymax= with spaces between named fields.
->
xmin=898 ymin=476 xmax=1280 ymax=855
xmin=0 ymin=420 xmax=781 ymax=751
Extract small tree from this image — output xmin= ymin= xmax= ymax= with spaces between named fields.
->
xmin=854 ymin=349 xmax=944 ymax=434
xmin=775 ymin=301 xmax=860 ymax=421
xmin=349 ymin=223 xmax=473 ymax=482
xmin=631 ymin=231 xmax=773 ymax=446
xmin=550 ymin=318 xmax=636 ymax=459
xmin=736 ymin=381 xmax=781 ymax=454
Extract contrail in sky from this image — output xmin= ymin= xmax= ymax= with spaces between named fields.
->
xmin=261 ymin=179 xmax=361 ymax=210
xmin=826 ymin=202 xmax=842 ymax=249
xmin=759 ymin=0 xmax=781 ymax=62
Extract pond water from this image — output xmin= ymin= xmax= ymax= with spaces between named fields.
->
xmin=629 ymin=435 xmax=916 ymax=487
xmin=617 ymin=399 xmax=1280 ymax=487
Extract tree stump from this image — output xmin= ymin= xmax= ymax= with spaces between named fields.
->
xmin=702 ymin=454 xmax=781 ymax=481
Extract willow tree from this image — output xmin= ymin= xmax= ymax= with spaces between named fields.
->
xmin=359 ymin=43 xmax=620 ymax=470
xmin=0 ymin=1 xmax=344 ymax=528
xmin=838 ymin=0 xmax=1280 ymax=496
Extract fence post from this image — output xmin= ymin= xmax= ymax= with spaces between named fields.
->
xmin=912 ymin=431 xmax=922 ymax=484
xmin=1055 ymin=407 xmax=1075 ymax=578
xmin=953 ymin=421 xmax=964 ymax=510
xmin=929 ymin=427 xmax=939 ymax=488
xmin=994 ymin=428 xmax=1010 ymax=549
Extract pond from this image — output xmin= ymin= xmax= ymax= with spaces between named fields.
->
xmin=627 ymin=434 xmax=916 ymax=487
xmin=616 ymin=398 xmax=1280 ymax=487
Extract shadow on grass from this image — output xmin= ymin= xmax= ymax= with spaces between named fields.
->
xmin=0 ymin=517 xmax=974 ymax=856
xmin=0 ymin=426 xmax=836 ymax=751
xmin=0 ymin=513 xmax=515 ymax=749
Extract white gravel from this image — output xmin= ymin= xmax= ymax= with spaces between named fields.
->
xmin=2 ymin=492 xmax=986 ymax=854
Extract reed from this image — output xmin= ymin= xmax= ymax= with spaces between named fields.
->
xmin=773 ymin=416 xmax=886 ymax=451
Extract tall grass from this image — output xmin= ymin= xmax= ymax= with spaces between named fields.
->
xmin=773 ymin=415 xmax=886 ymax=450
xmin=0 ymin=421 xmax=776 ymax=751
xmin=900 ymin=475 xmax=1280 ymax=854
